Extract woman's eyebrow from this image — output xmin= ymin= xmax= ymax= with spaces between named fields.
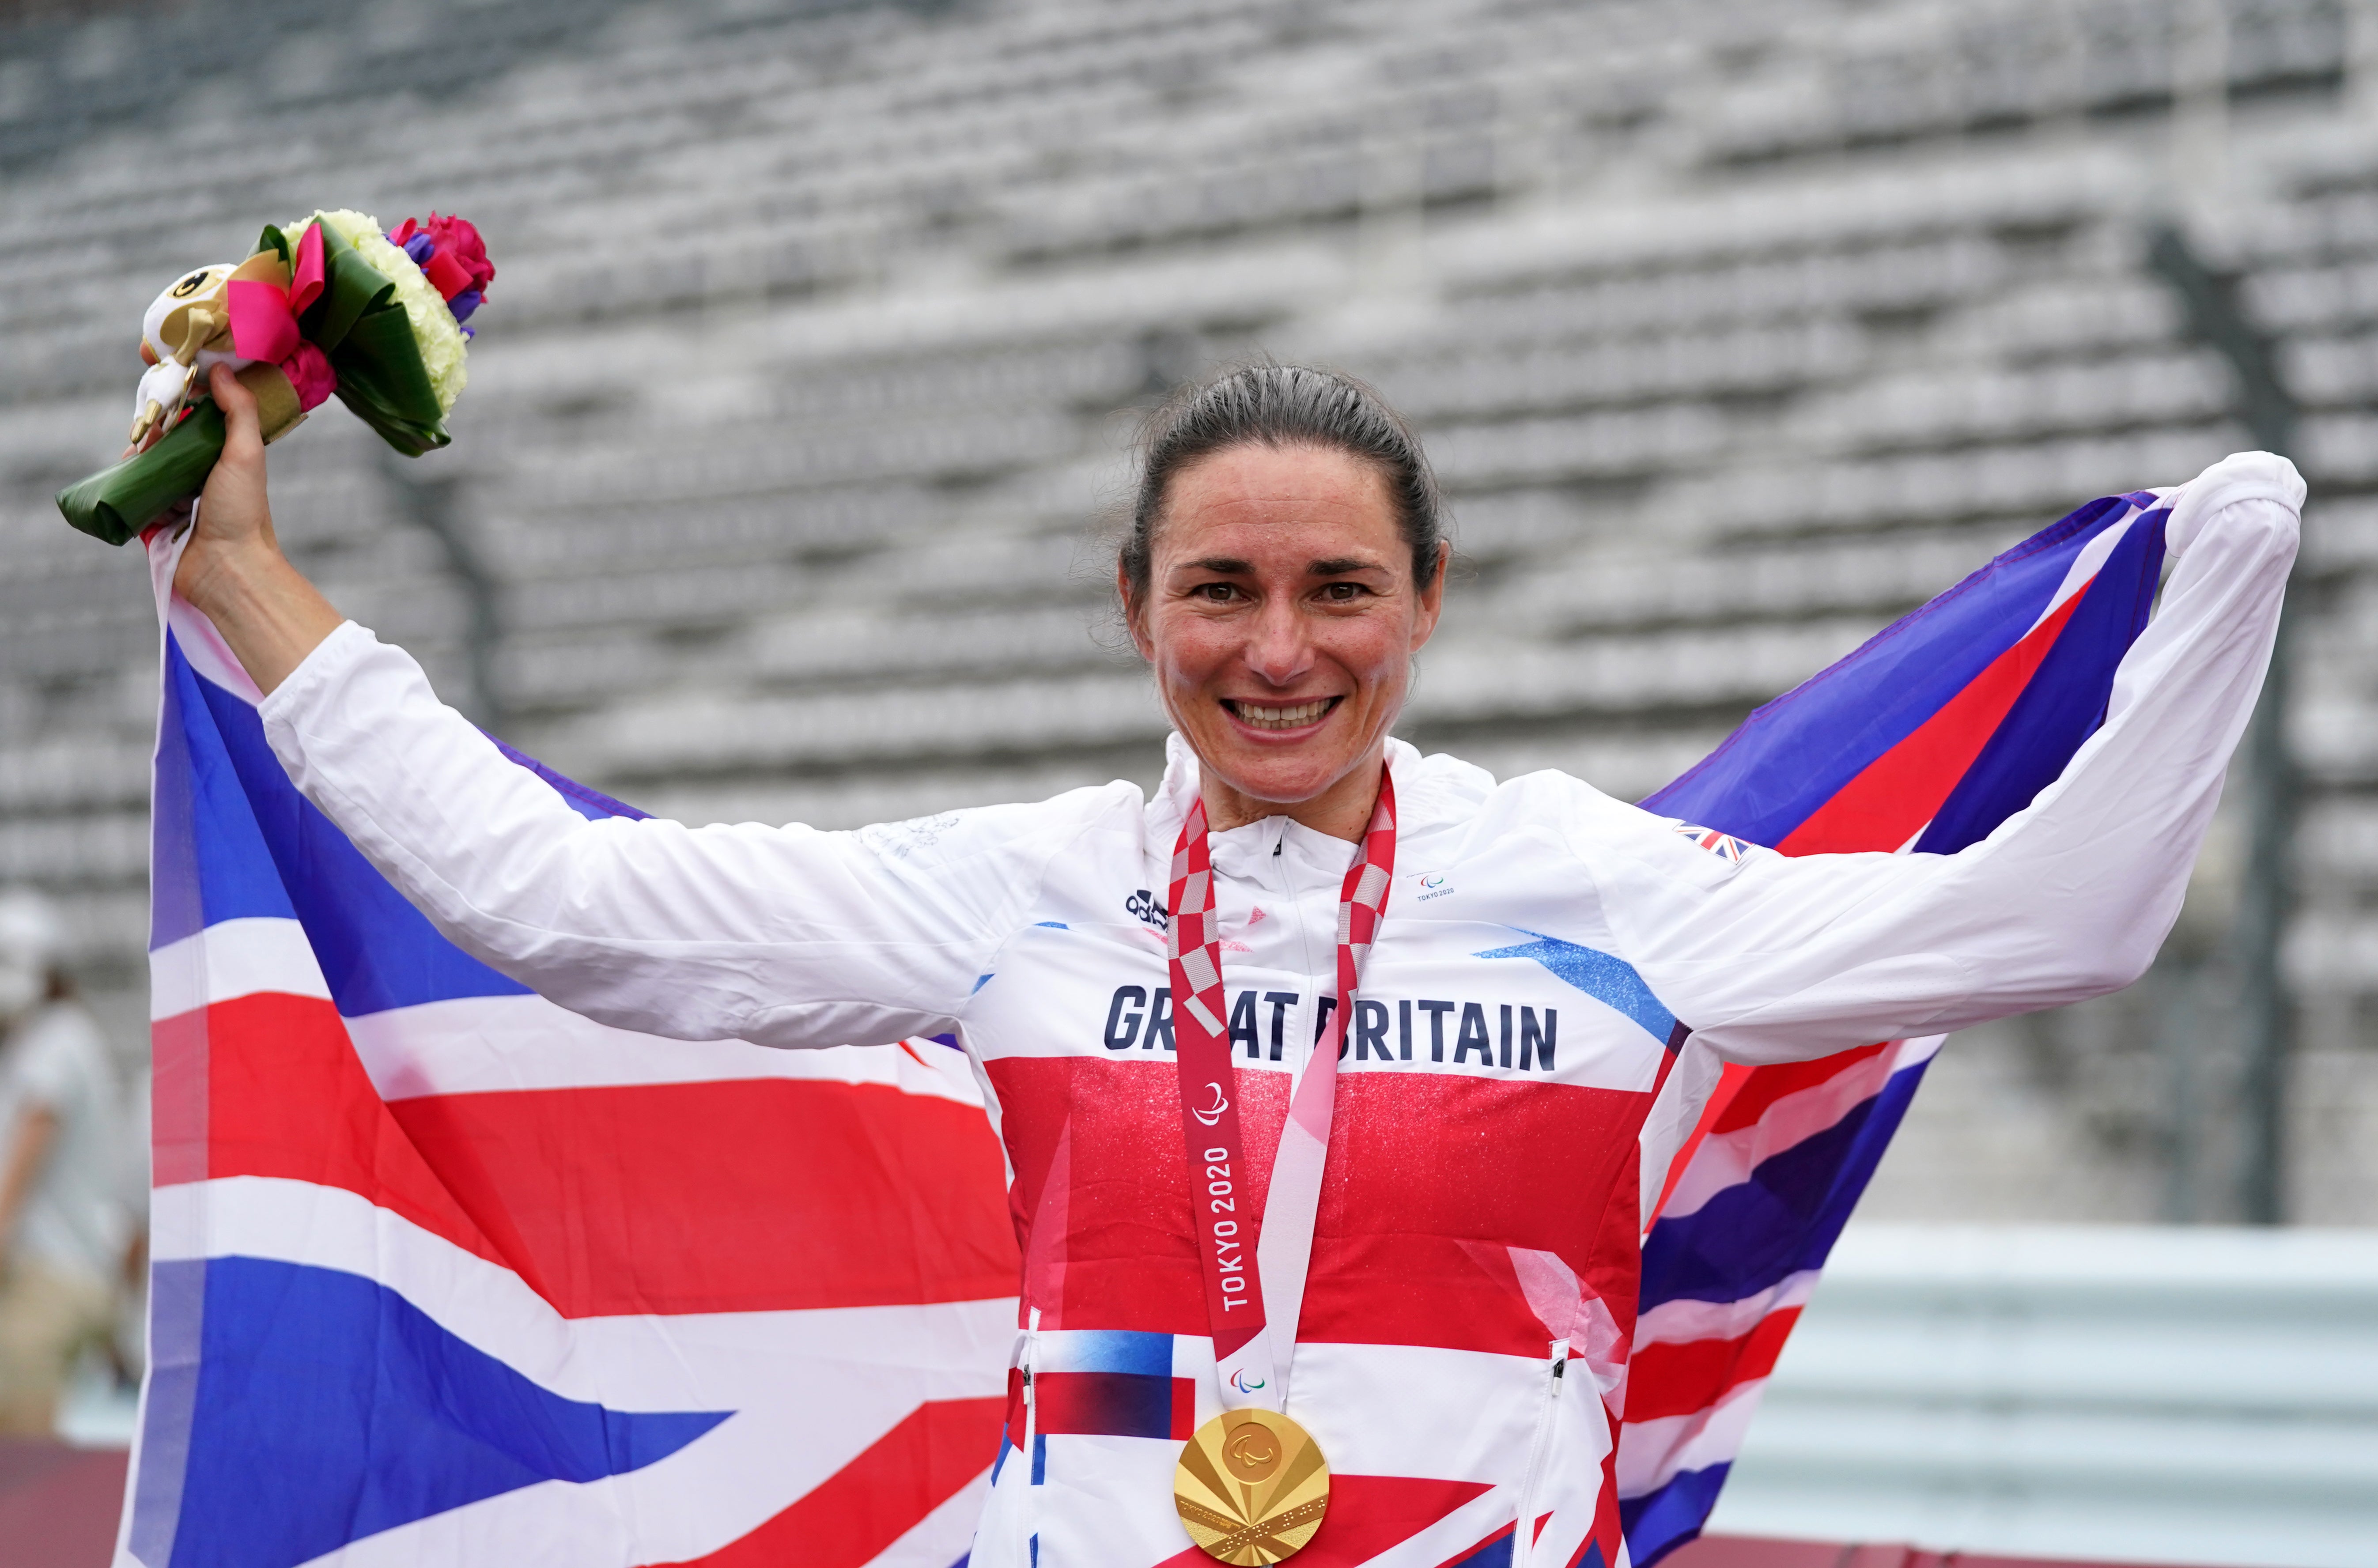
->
xmin=1308 ymin=556 xmax=1388 ymax=575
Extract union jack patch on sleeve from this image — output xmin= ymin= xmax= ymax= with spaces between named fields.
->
xmin=1671 ymin=822 xmax=1751 ymax=862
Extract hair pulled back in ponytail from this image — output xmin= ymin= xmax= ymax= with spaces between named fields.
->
xmin=1119 ymin=362 xmax=1446 ymax=603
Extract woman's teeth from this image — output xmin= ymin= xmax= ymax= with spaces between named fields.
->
xmin=1230 ymin=699 xmax=1334 ymax=730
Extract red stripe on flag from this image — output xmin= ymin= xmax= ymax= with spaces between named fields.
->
xmin=187 ymin=991 xmax=1020 ymax=1315
xmin=177 ymin=992 xmax=508 ymax=1266
xmin=1648 ymin=1042 xmax=1898 ymax=1227
xmin=1648 ymin=1060 xmax=1751 ymax=1225
xmin=1707 ymin=1043 xmax=1891 ymax=1136
xmin=151 ymin=1007 xmax=209 ymax=1187
xmin=386 ymin=1076 xmax=1018 ymax=1315
xmin=645 ymin=1396 xmax=1005 ymax=1568
xmin=1776 ymin=581 xmax=2092 ymax=857
xmin=1623 ymin=1307 xmax=1803 ymax=1423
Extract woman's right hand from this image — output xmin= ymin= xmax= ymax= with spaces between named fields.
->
xmin=171 ymin=363 xmax=346 ymax=694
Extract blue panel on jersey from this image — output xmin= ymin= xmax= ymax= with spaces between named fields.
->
xmin=162 ymin=1257 xmax=727 ymax=1568
xmin=1475 ymin=932 xmax=1677 ymax=1045
xmin=1040 ymin=1328 xmax=1172 ymax=1377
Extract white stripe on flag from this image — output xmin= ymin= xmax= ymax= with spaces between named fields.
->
xmin=340 ymin=992 xmax=987 ymax=1103
xmin=153 ymin=1175 xmax=1014 ymax=1405
xmin=164 ymin=592 xmax=265 ymax=703
xmin=149 ymin=917 xmax=333 ymax=1020
xmin=1615 ymin=1376 xmax=1771 ymax=1498
xmin=1631 ymin=1270 xmax=1822 ymax=1350
xmin=1657 ymin=1058 xmax=1909 ymax=1223
xmin=2022 ymin=503 xmax=2140 ymax=639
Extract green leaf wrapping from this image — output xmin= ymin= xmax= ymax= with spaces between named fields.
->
xmin=296 ymin=216 xmax=450 ymax=456
xmin=332 ymin=301 xmax=450 ymax=457
xmin=54 ymin=215 xmax=453 ymax=544
xmin=299 ymin=216 xmax=390 ymax=354
xmin=54 ymin=402 xmax=227 ymax=547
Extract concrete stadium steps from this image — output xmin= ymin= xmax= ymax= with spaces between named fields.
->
xmin=1712 ymin=1224 xmax=2378 ymax=1568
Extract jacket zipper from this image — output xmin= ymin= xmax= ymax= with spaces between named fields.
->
xmin=1513 ymin=1336 xmax=1567 ymax=1567
xmin=1019 ymin=1308 xmax=1042 ymax=1562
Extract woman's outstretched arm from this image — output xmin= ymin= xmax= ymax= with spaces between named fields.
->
xmin=173 ymin=366 xmax=347 ymax=694
xmin=178 ymin=366 xmax=1092 ymax=1050
xmin=1589 ymin=450 xmax=2302 ymax=1065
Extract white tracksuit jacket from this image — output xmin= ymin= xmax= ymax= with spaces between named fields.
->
xmin=259 ymin=453 xmax=2299 ymax=1568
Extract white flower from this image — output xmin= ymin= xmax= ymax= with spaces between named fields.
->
xmin=284 ymin=208 xmax=469 ymax=415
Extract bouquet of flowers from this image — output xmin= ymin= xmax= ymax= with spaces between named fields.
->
xmin=56 ymin=209 xmax=494 ymax=546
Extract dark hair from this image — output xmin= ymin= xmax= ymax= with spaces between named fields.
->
xmin=1119 ymin=362 xmax=1446 ymax=602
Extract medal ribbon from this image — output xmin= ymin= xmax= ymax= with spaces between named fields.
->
xmin=1168 ymin=770 xmax=1396 ymax=1414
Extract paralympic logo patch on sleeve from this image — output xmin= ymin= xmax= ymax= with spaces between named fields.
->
xmin=1670 ymin=822 xmax=1751 ymax=862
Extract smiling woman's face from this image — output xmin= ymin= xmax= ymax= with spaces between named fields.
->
xmin=1124 ymin=441 xmax=1444 ymax=836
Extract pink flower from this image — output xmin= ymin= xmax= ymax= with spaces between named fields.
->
xmin=392 ymin=213 xmax=495 ymax=302
xmin=277 ymin=342 xmax=337 ymax=412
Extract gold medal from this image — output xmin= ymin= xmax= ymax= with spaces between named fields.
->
xmin=1173 ymin=1408 xmax=1330 ymax=1564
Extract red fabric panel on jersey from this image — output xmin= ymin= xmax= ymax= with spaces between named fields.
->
xmin=991 ymin=1056 xmax=1652 ymax=1356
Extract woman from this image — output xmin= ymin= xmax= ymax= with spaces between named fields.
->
xmin=180 ymin=360 xmax=2297 ymax=1567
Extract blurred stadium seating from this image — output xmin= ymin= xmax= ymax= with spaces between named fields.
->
xmin=1713 ymin=1222 xmax=2378 ymax=1566
xmin=2 ymin=0 xmax=2376 ymax=1243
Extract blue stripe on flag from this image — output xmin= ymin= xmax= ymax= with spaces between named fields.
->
xmin=163 ymin=635 xmax=532 ymax=1014
xmin=1647 ymin=494 xmax=2136 ymax=842
xmin=1446 ymin=1530 xmax=1514 ymax=1568
xmin=155 ymin=1256 xmax=727 ymax=1568
xmin=1620 ymin=1462 xmax=1732 ymax=1568
xmin=1915 ymin=506 xmax=2167 ymax=854
xmin=151 ymin=635 xmax=298 ymax=948
xmin=490 ymin=735 xmax=646 ymax=822
xmin=1474 ymin=931 xmax=1678 ymax=1044
xmin=1638 ymin=1056 xmax=1930 ymax=1311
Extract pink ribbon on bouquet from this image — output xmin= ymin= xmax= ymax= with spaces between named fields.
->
xmin=220 ymin=223 xmax=336 ymax=426
xmin=223 ymin=221 xmax=325 ymax=364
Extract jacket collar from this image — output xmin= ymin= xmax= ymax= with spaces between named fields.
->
xmin=1147 ymin=731 xmax=1433 ymax=855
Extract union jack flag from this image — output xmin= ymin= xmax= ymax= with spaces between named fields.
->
xmin=1617 ymin=490 xmax=2173 ymax=1564
xmin=117 ymin=487 xmax=2173 ymax=1568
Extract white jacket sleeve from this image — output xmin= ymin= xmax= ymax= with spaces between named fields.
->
xmin=1584 ymin=450 xmax=2302 ymax=1066
xmin=260 ymin=623 xmax=1092 ymax=1049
